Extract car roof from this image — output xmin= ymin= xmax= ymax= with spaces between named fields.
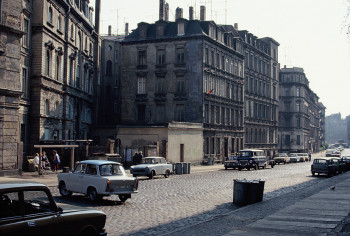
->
xmin=144 ymin=157 xmax=163 ymax=159
xmin=0 ymin=181 xmax=47 ymax=191
xmin=240 ymin=149 xmax=264 ymax=152
xmin=79 ymin=160 xmax=121 ymax=165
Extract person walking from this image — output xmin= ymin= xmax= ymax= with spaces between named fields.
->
xmin=33 ymin=153 xmax=40 ymax=171
xmin=308 ymin=151 xmax=312 ymax=162
xmin=52 ymin=150 xmax=60 ymax=171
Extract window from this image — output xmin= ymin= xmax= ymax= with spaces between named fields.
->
xmin=56 ymin=56 xmax=60 ymax=80
xmin=296 ymin=87 xmax=300 ymax=96
xmin=138 ymin=50 xmax=146 ymax=66
xmin=176 ymin=47 xmax=185 ymax=64
xmin=137 ymin=76 xmax=146 ymax=94
xmin=69 ymin=58 xmax=74 ymax=85
xmin=156 ymin=77 xmax=166 ymax=93
xmin=216 ymin=106 xmax=220 ymax=124
xmin=76 ymin=64 xmax=80 ymax=88
xmin=156 ymin=104 xmax=166 ymax=122
xmin=106 ymin=60 xmax=112 ymax=75
xmin=157 ymin=49 xmax=166 ymax=65
xmin=297 ymin=117 xmax=301 ymax=128
xmin=22 ymin=68 xmax=28 ymax=97
xmin=175 ymin=104 xmax=185 ymax=121
xmin=176 ymin=77 xmax=185 ymax=94
xmin=57 ymin=15 xmax=62 ymax=31
xmin=70 ymin=25 xmax=74 ymax=38
xmin=205 ymin=48 xmax=209 ymax=64
xmin=55 ymin=101 xmax=59 ymax=117
xmin=296 ymin=102 xmax=300 ymax=112
xmin=23 ymin=18 xmax=29 ymax=47
xmin=45 ymin=99 xmax=50 ymax=115
xmin=48 ymin=7 xmax=53 ymax=24
xmin=46 ymin=50 xmax=51 ymax=76
xmin=114 ymin=50 xmax=118 ymax=63
xmin=138 ymin=105 xmax=146 ymax=122
xmin=285 ymin=135 xmax=291 ymax=145
xmin=178 ymin=22 xmax=185 ymax=35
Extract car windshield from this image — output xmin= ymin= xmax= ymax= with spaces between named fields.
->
xmin=99 ymin=164 xmax=125 ymax=176
xmin=297 ymin=154 xmax=304 ymax=156
xmin=239 ymin=151 xmax=252 ymax=157
xmin=227 ymin=156 xmax=237 ymax=160
xmin=143 ymin=158 xmax=157 ymax=164
xmin=290 ymin=154 xmax=297 ymax=157
xmin=278 ymin=153 xmax=287 ymax=157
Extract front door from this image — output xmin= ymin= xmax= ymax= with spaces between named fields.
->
xmin=180 ymin=144 xmax=184 ymax=162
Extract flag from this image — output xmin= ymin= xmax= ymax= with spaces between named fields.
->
xmin=206 ymin=89 xmax=213 ymax=94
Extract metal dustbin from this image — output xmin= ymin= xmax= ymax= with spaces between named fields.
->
xmin=233 ymin=179 xmax=265 ymax=206
xmin=183 ymin=163 xmax=188 ymax=174
xmin=187 ymin=162 xmax=191 ymax=174
xmin=175 ymin=163 xmax=183 ymax=175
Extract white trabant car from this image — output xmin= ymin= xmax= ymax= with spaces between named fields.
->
xmin=58 ymin=160 xmax=138 ymax=202
xmin=130 ymin=157 xmax=172 ymax=179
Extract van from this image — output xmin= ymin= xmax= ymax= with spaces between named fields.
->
xmin=237 ymin=149 xmax=269 ymax=171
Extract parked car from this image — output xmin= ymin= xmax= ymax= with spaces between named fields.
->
xmin=302 ymin=153 xmax=311 ymax=161
xmin=326 ymin=149 xmax=334 ymax=157
xmin=289 ymin=153 xmax=299 ymax=163
xmin=311 ymin=158 xmax=336 ymax=177
xmin=224 ymin=156 xmax=239 ymax=170
xmin=342 ymin=156 xmax=350 ymax=171
xmin=274 ymin=153 xmax=290 ymax=164
xmin=0 ymin=181 xmax=106 ymax=235
xmin=237 ymin=149 xmax=272 ymax=171
xmin=130 ymin=157 xmax=172 ymax=179
xmin=331 ymin=157 xmax=346 ymax=174
xmin=297 ymin=153 xmax=305 ymax=162
xmin=331 ymin=151 xmax=341 ymax=158
xmin=58 ymin=160 xmax=138 ymax=202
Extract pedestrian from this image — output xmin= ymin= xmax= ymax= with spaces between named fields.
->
xmin=41 ymin=151 xmax=50 ymax=170
xmin=139 ymin=151 xmax=144 ymax=164
xmin=33 ymin=153 xmax=40 ymax=171
xmin=52 ymin=150 xmax=60 ymax=171
xmin=308 ymin=151 xmax=312 ymax=161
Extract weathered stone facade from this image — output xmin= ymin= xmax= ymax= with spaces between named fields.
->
xmin=0 ymin=0 xmax=24 ymax=173
xmin=119 ymin=6 xmax=245 ymax=162
xmin=279 ymin=66 xmax=326 ymax=153
xmin=23 ymin=0 xmax=100 ymax=157
xmin=239 ymin=30 xmax=279 ymax=157
xmin=325 ymin=113 xmax=347 ymax=145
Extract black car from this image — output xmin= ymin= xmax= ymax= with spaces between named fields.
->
xmin=224 ymin=156 xmax=238 ymax=170
xmin=0 ymin=181 xmax=106 ymax=236
xmin=311 ymin=158 xmax=336 ymax=177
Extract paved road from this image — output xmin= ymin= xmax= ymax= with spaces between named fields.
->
xmin=50 ymin=155 xmax=327 ymax=236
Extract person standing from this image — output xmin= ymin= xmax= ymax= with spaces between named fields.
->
xmin=308 ymin=151 xmax=312 ymax=161
xmin=53 ymin=150 xmax=60 ymax=171
xmin=33 ymin=153 xmax=40 ymax=170
xmin=41 ymin=151 xmax=50 ymax=170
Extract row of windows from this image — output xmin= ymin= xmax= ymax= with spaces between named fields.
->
xmin=137 ymin=76 xmax=185 ymax=95
xmin=204 ymin=104 xmax=243 ymax=128
xmin=245 ymin=100 xmax=272 ymax=120
xmin=245 ymin=128 xmax=276 ymax=144
xmin=245 ymin=76 xmax=272 ymax=98
xmin=282 ymin=134 xmax=302 ymax=146
xmin=204 ymin=48 xmax=244 ymax=77
xmin=282 ymin=116 xmax=303 ymax=128
xmin=44 ymin=99 xmax=91 ymax=122
xmin=204 ymin=137 xmax=244 ymax=156
xmin=137 ymin=47 xmax=185 ymax=66
xmin=245 ymin=52 xmax=271 ymax=76
xmin=137 ymin=104 xmax=185 ymax=123
xmin=203 ymin=74 xmax=243 ymax=100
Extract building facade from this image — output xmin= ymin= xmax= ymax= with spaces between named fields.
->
xmin=325 ymin=113 xmax=348 ymax=145
xmin=118 ymin=5 xmax=245 ymax=163
xmin=21 ymin=0 xmax=101 ymax=159
xmin=0 ymin=0 xmax=24 ymax=173
xmin=239 ymin=30 xmax=279 ymax=157
xmin=279 ymin=66 xmax=325 ymax=153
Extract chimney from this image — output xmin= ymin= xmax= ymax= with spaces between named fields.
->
xmin=159 ymin=0 xmax=165 ymax=21
xmin=234 ymin=23 xmax=238 ymax=30
xmin=94 ymin=0 xmax=101 ymax=34
xmin=165 ymin=3 xmax=169 ymax=22
xmin=125 ymin=23 xmax=129 ymax=36
xmin=189 ymin=6 xmax=194 ymax=20
xmin=108 ymin=25 xmax=112 ymax=36
xmin=200 ymin=6 xmax=206 ymax=21
xmin=175 ymin=7 xmax=183 ymax=20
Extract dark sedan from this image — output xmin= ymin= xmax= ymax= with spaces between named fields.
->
xmin=0 ymin=181 xmax=106 ymax=236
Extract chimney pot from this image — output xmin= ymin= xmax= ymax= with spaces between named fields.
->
xmin=165 ymin=3 xmax=169 ymax=22
xmin=189 ymin=6 xmax=194 ymax=20
xmin=175 ymin=7 xmax=183 ymax=20
xmin=108 ymin=25 xmax=112 ymax=36
xmin=159 ymin=0 xmax=165 ymax=21
xmin=125 ymin=23 xmax=129 ymax=36
xmin=234 ymin=23 xmax=238 ymax=30
xmin=200 ymin=6 xmax=206 ymax=21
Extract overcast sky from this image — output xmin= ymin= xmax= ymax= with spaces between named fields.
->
xmin=93 ymin=0 xmax=350 ymax=118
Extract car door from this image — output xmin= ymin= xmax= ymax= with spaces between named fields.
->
xmin=82 ymin=164 xmax=99 ymax=194
xmin=68 ymin=163 xmax=86 ymax=193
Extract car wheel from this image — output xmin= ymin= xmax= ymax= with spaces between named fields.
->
xmin=225 ymin=166 xmax=228 ymax=170
xmin=164 ymin=170 xmax=170 ymax=178
xmin=284 ymin=161 xmax=286 ymax=165
xmin=88 ymin=187 xmax=100 ymax=201
xmin=119 ymin=194 xmax=129 ymax=203
xmin=148 ymin=170 xmax=155 ymax=179
xmin=262 ymin=164 xmax=266 ymax=169
xmin=59 ymin=182 xmax=72 ymax=197
xmin=79 ymin=227 xmax=97 ymax=236
xmin=247 ymin=167 xmax=250 ymax=171
xmin=312 ymin=171 xmax=315 ymax=176
xmin=254 ymin=165 xmax=258 ymax=170
xmin=238 ymin=167 xmax=241 ymax=171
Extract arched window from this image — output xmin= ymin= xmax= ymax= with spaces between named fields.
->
xmin=48 ymin=7 xmax=53 ymax=24
xmin=45 ymin=99 xmax=50 ymax=116
xmin=56 ymin=56 xmax=60 ymax=80
xmin=106 ymin=60 xmax=112 ymax=75
xmin=55 ymin=101 xmax=59 ymax=117
xmin=46 ymin=50 xmax=51 ymax=76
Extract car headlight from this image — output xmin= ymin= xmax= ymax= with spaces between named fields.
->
xmin=249 ymin=160 xmax=253 ymax=163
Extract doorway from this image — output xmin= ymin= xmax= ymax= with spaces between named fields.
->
xmin=180 ymin=144 xmax=184 ymax=162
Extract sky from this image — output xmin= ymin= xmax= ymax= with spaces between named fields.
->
xmin=92 ymin=0 xmax=350 ymax=118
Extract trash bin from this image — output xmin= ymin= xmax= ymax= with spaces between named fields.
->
xmin=233 ymin=179 xmax=265 ymax=206
xmin=187 ymin=162 xmax=191 ymax=174
xmin=183 ymin=163 xmax=188 ymax=174
xmin=175 ymin=163 xmax=183 ymax=175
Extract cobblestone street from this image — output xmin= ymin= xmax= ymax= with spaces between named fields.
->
xmin=50 ymin=160 xmax=325 ymax=235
